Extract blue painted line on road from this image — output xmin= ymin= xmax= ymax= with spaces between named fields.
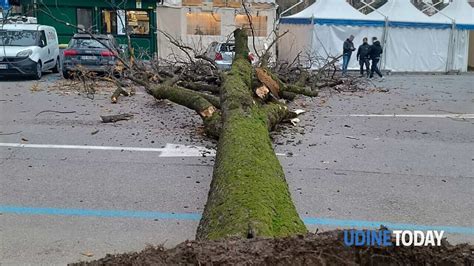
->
xmin=0 ymin=205 xmax=201 ymax=221
xmin=1 ymin=205 xmax=472 ymax=235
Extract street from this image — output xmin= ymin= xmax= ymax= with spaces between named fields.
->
xmin=1 ymin=73 xmax=473 ymax=264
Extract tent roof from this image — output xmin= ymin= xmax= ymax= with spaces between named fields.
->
xmin=280 ymin=0 xmax=459 ymax=29
xmin=367 ymin=0 xmax=451 ymax=24
xmin=432 ymin=0 xmax=474 ymax=29
xmin=281 ymin=0 xmax=385 ymax=26
xmin=366 ymin=0 xmax=426 ymax=22
xmin=286 ymin=0 xmax=382 ymax=20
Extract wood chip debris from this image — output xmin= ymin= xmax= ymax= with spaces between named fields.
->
xmin=293 ymin=109 xmax=306 ymax=115
xmin=256 ymin=67 xmax=280 ymax=98
xmin=290 ymin=118 xmax=300 ymax=126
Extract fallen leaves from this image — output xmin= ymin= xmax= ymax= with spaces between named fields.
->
xmin=30 ymin=82 xmax=42 ymax=92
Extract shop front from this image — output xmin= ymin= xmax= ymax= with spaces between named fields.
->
xmin=19 ymin=0 xmax=157 ymax=57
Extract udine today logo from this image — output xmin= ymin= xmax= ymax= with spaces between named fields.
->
xmin=343 ymin=230 xmax=445 ymax=247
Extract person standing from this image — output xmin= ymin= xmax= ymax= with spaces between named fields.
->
xmin=369 ymin=37 xmax=384 ymax=80
xmin=356 ymin=37 xmax=371 ymax=78
xmin=342 ymin=35 xmax=356 ymax=76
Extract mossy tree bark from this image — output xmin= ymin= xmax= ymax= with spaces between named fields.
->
xmin=148 ymin=84 xmax=222 ymax=139
xmin=196 ymin=29 xmax=307 ymax=240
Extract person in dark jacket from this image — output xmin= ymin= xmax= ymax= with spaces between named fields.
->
xmin=369 ymin=37 xmax=384 ymax=79
xmin=342 ymin=35 xmax=356 ymax=75
xmin=356 ymin=37 xmax=371 ymax=78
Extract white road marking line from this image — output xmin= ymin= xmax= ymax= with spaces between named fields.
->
xmin=0 ymin=142 xmax=215 ymax=157
xmin=328 ymin=114 xmax=474 ymax=119
xmin=0 ymin=142 xmax=165 ymax=152
xmin=159 ymin=143 xmax=215 ymax=157
xmin=0 ymin=143 xmax=290 ymax=157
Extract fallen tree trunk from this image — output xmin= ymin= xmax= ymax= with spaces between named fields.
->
xmin=196 ymin=29 xmax=307 ymax=240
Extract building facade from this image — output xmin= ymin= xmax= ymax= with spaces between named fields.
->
xmin=18 ymin=0 xmax=157 ymax=57
xmin=156 ymin=0 xmax=277 ymax=60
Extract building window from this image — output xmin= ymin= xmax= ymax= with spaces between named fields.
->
xmin=235 ymin=15 xmax=267 ymax=37
xmin=102 ymin=10 xmax=118 ymax=34
xmin=183 ymin=0 xmax=203 ymax=6
xmin=126 ymin=10 xmax=150 ymax=35
xmin=77 ymin=8 xmax=93 ymax=32
xmin=102 ymin=10 xmax=150 ymax=36
xmin=181 ymin=0 xmax=240 ymax=7
xmin=225 ymin=0 xmax=241 ymax=8
xmin=186 ymin=13 xmax=221 ymax=36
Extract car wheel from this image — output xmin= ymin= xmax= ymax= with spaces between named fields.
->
xmin=52 ymin=57 xmax=61 ymax=73
xmin=33 ymin=62 xmax=42 ymax=80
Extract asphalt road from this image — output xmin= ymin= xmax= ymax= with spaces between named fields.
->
xmin=1 ymin=73 xmax=473 ymax=264
xmin=274 ymin=74 xmax=474 ymax=242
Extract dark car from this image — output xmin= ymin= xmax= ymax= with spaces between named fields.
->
xmin=62 ymin=34 xmax=121 ymax=79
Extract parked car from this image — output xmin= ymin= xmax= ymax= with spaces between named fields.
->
xmin=205 ymin=41 xmax=255 ymax=70
xmin=62 ymin=34 xmax=121 ymax=79
xmin=0 ymin=23 xmax=60 ymax=79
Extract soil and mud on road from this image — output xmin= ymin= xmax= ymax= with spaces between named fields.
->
xmin=74 ymin=231 xmax=474 ymax=265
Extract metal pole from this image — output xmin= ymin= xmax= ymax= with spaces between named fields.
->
xmin=310 ymin=14 xmax=316 ymax=68
xmin=310 ymin=14 xmax=314 ymax=48
xmin=279 ymin=0 xmax=304 ymax=20
xmin=446 ymin=21 xmax=456 ymax=72
xmin=381 ymin=17 xmax=389 ymax=70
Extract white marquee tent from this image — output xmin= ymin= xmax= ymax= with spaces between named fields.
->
xmin=366 ymin=0 xmax=453 ymax=72
xmin=279 ymin=0 xmax=474 ymax=72
xmin=432 ymin=0 xmax=474 ymax=71
xmin=279 ymin=0 xmax=385 ymax=70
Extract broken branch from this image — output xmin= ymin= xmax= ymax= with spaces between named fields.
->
xmin=100 ymin=113 xmax=134 ymax=123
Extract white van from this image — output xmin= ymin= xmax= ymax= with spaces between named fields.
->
xmin=0 ymin=23 xmax=60 ymax=79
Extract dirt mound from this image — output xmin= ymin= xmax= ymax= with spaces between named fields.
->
xmin=72 ymin=231 xmax=474 ymax=265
